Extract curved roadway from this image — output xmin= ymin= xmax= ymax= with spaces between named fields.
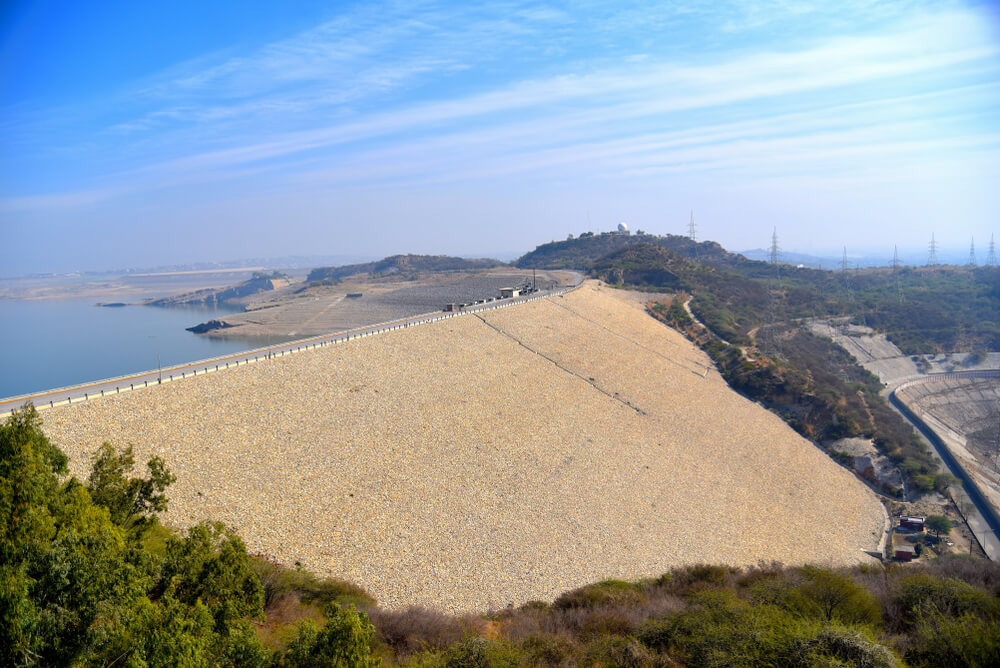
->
xmin=890 ymin=370 xmax=1000 ymax=560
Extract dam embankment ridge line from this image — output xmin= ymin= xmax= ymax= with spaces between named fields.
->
xmin=3 ymin=282 xmax=582 ymax=415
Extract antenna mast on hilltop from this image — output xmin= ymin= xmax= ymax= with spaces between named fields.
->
xmin=969 ymin=237 xmax=977 ymax=266
xmin=988 ymin=234 xmax=998 ymax=266
xmin=927 ymin=233 xmax=939 ymax=266
xmin=688 ymin=211 xmax=697 ymax=242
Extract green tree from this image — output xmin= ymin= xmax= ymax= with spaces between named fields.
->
xmin=161 ymin=521 xmax=265 ymax=633
xmin=274 ymin=604 xmax=380 ymax=667
xmin=926 ymin=515 xmax=953 ymax=538
xmin=86 ymin=442 xmax=176 ymax=538
xmin=0 ymin=407 xmax=151 ymax=666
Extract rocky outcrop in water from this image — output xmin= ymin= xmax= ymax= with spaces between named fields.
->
xmin=185 ymin=319 xmax=236 ymax=334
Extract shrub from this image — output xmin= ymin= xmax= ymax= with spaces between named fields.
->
xmin=368 ymin=606 xmax=470 ymax=656
xmin=894 ymin=574 xmax=1000 ymax=629
xmin=553 ymin=579 xmax=645 ymax=609
xmin=906 ymin=611 xmax=1000 ymax=667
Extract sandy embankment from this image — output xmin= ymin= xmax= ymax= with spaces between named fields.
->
xmin=42 ymin=281 xmax=886 ymax=613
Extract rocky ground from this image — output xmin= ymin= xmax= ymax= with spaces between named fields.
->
xmin=42 ymin=281 xmax=886 ymax=613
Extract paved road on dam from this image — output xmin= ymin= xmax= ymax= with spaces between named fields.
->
xmin=2 ymin=275 xmax=583 ymax=416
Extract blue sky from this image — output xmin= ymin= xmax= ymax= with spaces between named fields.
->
xmin=2 ymin=0 xmax=999 ymax=273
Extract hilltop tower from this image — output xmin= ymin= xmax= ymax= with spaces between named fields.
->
xmin=969 ymin=237 xmax=977 ymax=266
xmin=927 ymin=233 xmax=939 ymax=266
xmin=688 ymin=211 xmax=697 ymax=242
xmin=987 ymin=234 xmax=997 ymax=267
xmin=841 ymin=247 xmax=849 ymax=271
xmin=769 ymin=228 xmax=780 ymax=265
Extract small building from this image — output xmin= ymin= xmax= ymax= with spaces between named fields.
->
xmin=443 ymin=303 xmax=456 ymax=312
xmin=894 ymin=545 xmax=916 ymax=562
xmin=500 ymin=287 xmax=521 ymax=298
xmin=900 ymin=516 xmax=926 ymax=532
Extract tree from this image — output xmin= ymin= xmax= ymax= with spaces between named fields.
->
xmin=86 ymin=442 xmax=176 ymax=538
xmin=926 ymin=515 xmax=953 ymax=538
xmin=0 ymin=406 xmax=150 ymax=665
xmin=161 ymin=521 xmax=265 ymax=633
xmin=274 ymin=604 xmax=380 ymax=667
xmin=787 ymin=566 xmax=881 ymax=625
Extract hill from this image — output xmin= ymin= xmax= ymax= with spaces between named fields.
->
xmin=514 ymin=231 xmax=764 ymax=273
xmin=41 ymin=282 xmax=884 ymax=613
xmin=144 ymin=271 xmax=291 ymax=307
xmin=307 ymin=254 xmax=505 ymax=282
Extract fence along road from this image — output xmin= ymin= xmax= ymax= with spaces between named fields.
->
xmin=2 ymin=278 xmax=583 ymax=416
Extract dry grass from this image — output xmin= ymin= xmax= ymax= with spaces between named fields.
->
xmin=41 ymin=281 xmax=886 ymax=613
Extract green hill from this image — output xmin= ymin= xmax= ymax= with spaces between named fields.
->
xmin=307 ymin=254 xmax=505 ymax=283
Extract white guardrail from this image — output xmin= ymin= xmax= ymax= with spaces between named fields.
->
xmin=4 ymin=287 xmax=576 ymax=416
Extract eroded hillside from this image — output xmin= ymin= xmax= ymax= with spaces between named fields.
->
xmin=41 ymin=282 xmax=886 ymax=612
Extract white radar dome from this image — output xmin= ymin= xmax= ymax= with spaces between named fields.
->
xmin=617 ymin=222 xmax=628 ymax=232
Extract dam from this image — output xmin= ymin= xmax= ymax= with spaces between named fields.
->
xmin=40 ymin=281 xmax=886 ymax=612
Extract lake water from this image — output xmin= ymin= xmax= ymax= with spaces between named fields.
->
xmin=0 ymin=298 xmax=263 ymax=399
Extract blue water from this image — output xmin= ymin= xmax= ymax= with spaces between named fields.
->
xmin=0 ymin=299 xmax=261 ymax=399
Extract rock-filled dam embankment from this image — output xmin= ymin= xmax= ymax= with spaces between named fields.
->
xmin=41 ymin=281 xmax=886 ymax=613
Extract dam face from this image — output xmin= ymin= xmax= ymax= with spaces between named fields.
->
xmin=42 ymin=282 xmax=885 ymax=612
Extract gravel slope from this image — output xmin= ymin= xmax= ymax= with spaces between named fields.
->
xmin=41 ymin=281 xmax=886 ymax=613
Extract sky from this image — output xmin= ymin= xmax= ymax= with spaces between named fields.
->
xmin=2 ymin=0 xmax=999 ymax=274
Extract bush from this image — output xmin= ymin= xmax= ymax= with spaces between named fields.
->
xmin=553 ymin=579 xmax=645 ymax=609
xmin=368 ymin=605 xmax=470 ymax=657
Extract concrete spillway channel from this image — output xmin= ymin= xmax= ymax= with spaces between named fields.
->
xmin=891 ymin=370 xmax=1000 ymax=560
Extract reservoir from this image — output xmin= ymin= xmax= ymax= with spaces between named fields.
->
xmin=0 ymin=298 xmax=264 ymax=400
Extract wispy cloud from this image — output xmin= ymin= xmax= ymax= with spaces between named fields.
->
xmin=5 ymin=2 xmax=999 ymax=217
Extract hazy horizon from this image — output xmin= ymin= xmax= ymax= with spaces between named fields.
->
xmin=3 ymin=0 xmax=999 ymax=275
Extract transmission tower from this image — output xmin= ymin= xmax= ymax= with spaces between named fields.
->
xmin=841 ymin=246 xmax=850 ymax=271
xmin=893 ymin=246 xmax=904 ymax=303
xmin=969 ymin=237 xmax=977 ymax=266
xmin=688 ymin=211 xmax=697 ymax=242
xmin=927 ymin=233 xmax=939 ymax=266
xmin=769 ymin=228 xmax=780 ymax=264
xmin=987 ymin=234 xmax=997 ymax=266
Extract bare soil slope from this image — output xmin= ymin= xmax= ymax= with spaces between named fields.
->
xmin=41 ymin=281 xmax=885 ymax=612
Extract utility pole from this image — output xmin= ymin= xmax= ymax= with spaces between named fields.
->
xmin=893 ymin=246 xmax=904 ymax=304
xmin=927 ymin=233 xmax=939 ymax=266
